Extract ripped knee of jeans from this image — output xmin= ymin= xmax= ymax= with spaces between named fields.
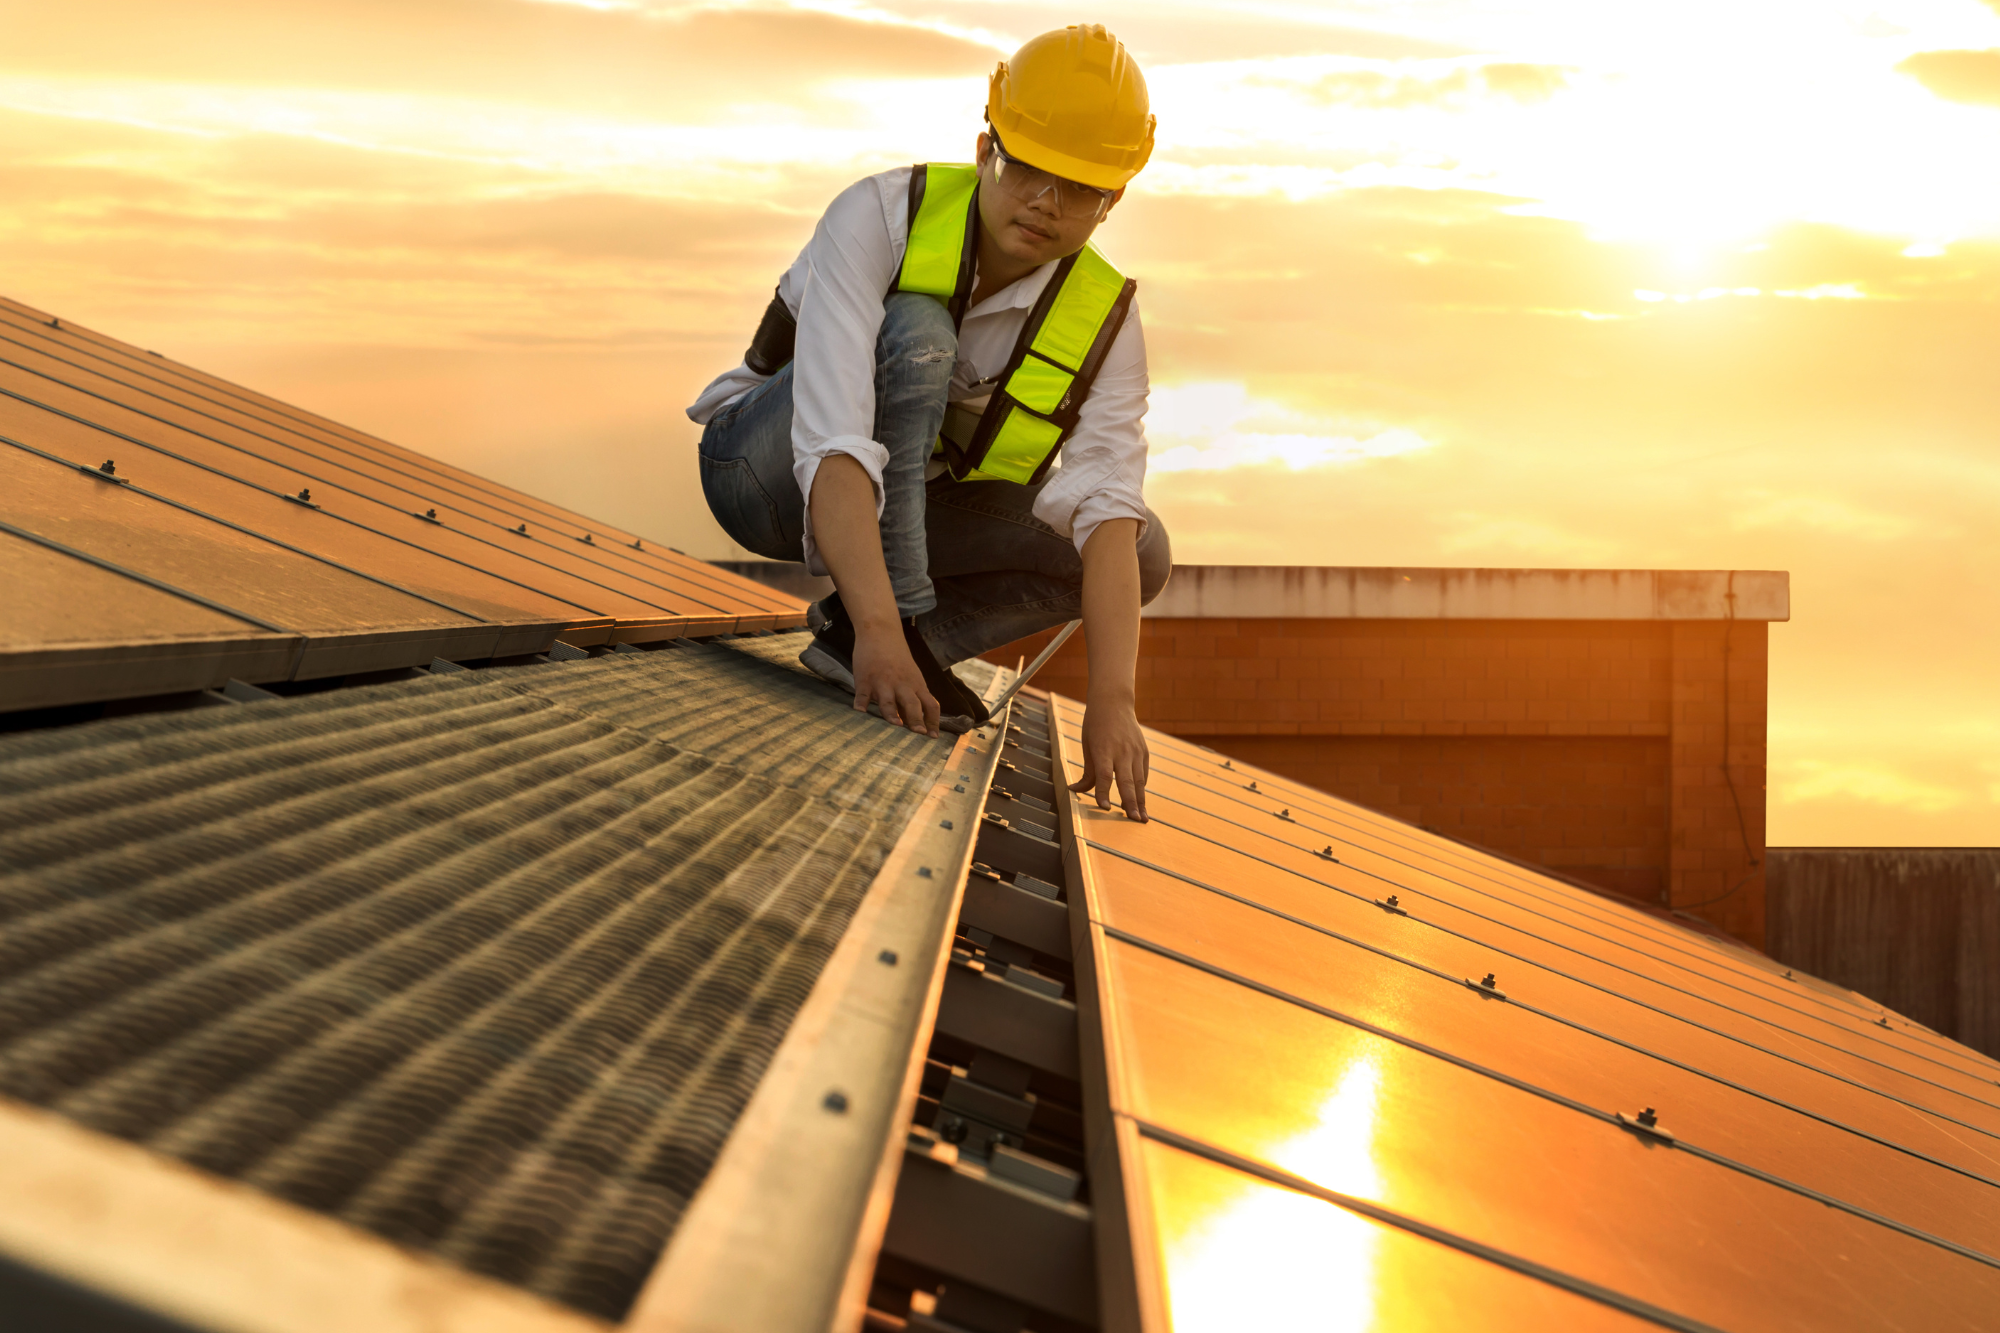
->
xmin=909 ymin=346 xmax=954 ymax=365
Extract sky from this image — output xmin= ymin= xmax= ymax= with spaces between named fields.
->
xmin=5 ymin=0 xmax=1999 ymax=845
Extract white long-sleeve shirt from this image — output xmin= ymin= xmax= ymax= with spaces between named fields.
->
xmin=687 ymin=166 xmax=1151 ymax=572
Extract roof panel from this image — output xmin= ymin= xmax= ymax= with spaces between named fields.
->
xmin=4 ymin=435 xmax=596 ymax=628
xmin=1140 ymin=1136 xmax=1658 ymax=1333
xmin=0 ymin=445 xmax=479 ymax=634
xmin=1089 ymin=851 xmax=2000 ymax=1260
xmin=0 ymin=351 xmax=740 ymax=628
xmin=1049 ymin=694 xmax=2000 ymax=1330
xmin=1113 ymin=742 xmax=2000 ymax=1126
xmin=1104 ymin=940 xmax=2000 ymax=1331
xmin=0 ymin=295 xmax=809 ymax=711
xmin=0 ymin=634 xmax=947 ymax=1321
xmin=0 ymin=527 xmax=260 ymax=646
xmin=0 ymin=305 xmax=799 ymax=624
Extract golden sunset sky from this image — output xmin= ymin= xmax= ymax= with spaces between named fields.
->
xmin=6 ymin=0 xmax=1999 ymax=845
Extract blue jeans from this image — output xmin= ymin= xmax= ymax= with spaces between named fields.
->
xmin=698 ymin=292 xmax=1171 ymax=664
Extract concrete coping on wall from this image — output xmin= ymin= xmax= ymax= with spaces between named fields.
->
xmin=1144 ymin=566 xmax=1790 ymax=621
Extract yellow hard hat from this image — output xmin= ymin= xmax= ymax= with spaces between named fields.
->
xmin=987 ymin=25 xmax=1155 ymax=191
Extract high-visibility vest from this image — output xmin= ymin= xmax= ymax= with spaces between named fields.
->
xmin=893 ymin=162 xmax=1138 ymax=485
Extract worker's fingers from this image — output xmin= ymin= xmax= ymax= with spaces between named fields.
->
xmin=1117 ymin=755 xmax=1148 ymax=823
xmin=1068 ymin=762 xmax=1098 ymax=799
xmin=1093 ymin=765 xmax=1114 ymax=811
xmin=897 ymin=683 xmax=938 ymax=738
xmin=919 ymin=686 xmax=942 ymax=737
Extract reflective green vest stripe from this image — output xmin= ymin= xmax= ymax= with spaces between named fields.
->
xmin=1030 ymin=244 xmax=1124 ymax=372
xmin=895 ymin=162 xmax=1137 ymax=486
xmin=894 ymin=163 xmax=978 ymax=316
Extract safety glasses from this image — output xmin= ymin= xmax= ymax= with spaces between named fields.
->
xmin=987 ymin=133 xmax=1117 ymax=223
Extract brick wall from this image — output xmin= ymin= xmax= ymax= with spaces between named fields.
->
xmin=988 ymin=615 xmax=1769 ymax=947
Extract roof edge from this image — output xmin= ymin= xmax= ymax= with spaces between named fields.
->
xmin=1143 ymin=565 xmax=1790 ymax=622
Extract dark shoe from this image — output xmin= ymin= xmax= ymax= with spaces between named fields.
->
xmin=798 ymin=594 xmax=857 ymax=692
xmin=904 ymin=621 xmax=991 ymax=734
xmin=800 ymin=597 xmax=990 ymax=734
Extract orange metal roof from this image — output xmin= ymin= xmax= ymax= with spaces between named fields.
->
xmin=1049 ymin=695 xmax=2000 ymax=1331
xmin=0 ymin=296 xmax=805 ymax=712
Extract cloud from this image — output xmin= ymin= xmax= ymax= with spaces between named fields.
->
xmin=1896 ymin=49 xmax=2000 ymax=108
xmin=1772 ymin=760 xmax=1967 ymax=815
xmin=1729 ymin=494 xmax=1922 ymax=542
xmin=1272 ymin=60 xmax=1572 ymax=112
xmin=7 ymin=0 xmax=1000 ymax=106
xmin=1145 ymin=381 xmax=1434 ymax=474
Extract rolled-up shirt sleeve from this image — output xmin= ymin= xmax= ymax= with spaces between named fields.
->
xmin=789 ymin=174 xmax=904 ymax=572
xmin=1030 ymin=299 xmax=1151 ymax=554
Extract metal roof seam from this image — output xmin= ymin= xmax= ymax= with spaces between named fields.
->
xmin=1126 ymin=766 xmax=1996 ymax=1096
xmin=0 ymin=517 xmax=291 ymax=635
xmin=1131 ymin=1119 xmax=1727 ymax=1333
xmin=1131 ymin=811 xmax=2000 ymax=1134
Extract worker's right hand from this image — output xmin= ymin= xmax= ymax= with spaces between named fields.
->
xmin=853 ymin=623 xmax=941 ymax=738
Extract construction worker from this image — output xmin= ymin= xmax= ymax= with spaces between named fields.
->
xmin=688 ymin=24 xmax=1168 ymax=821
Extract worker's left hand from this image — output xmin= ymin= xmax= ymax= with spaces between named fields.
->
xmin=1071 ymin=697 xmax=1149 ymax=822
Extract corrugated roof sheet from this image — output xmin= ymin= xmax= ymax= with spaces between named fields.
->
xmin=0 ymin=633 xmax=974 ymax=1321
xmin=0 ymin=295 xmax=806 ymax=715
xmin=1052 ymin=697 xmax=2000 ymax=1331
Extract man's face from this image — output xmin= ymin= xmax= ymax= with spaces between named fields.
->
xmin=974 ymin=131 xmax=1121 ymax=268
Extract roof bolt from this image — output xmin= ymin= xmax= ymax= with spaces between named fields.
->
xmin=98 ymin=459 xmax=116 ymax=475
xmin=1279 ymin=808 xmax=1291 ymax=820
xmin=878 ymin=949 xmax=899 ymax=966
xmin=1637 ymin=1107 xmax=1659 ymax=1128
xmin=631 ymin=538 xmax=643 ymax=550
xmin=1386 ymin=895 xmax=1400 ymax=908
xmin=1249 ymin=781 xmax=1259 ymax=793
xmin=917 ymin=866 xmax=933 ymax=878
xmin=425 ymin=508 xmax=437 ymax=519
xmin=515 ymin=523 xmax=528 ymax=535
xmin=582 ymin=533 xmax=595 ymax=544
xmin=1222 ymin=760 xmax=1233 ymax=769
xmin=939 ymin=819 xmax=954 ymax=830
xmin=823 ymin=1090 xmax=849 ymax=1114
xmin=1480 ymin=973 xmax=1498 ymax=990
xmin=296 ymin=488 xmax=311 ymax=502
xmin=1783 ymin=969 xmax=1793 ymax=979
xmin=1877 ymin=1016 xmax=1891 ymax=1028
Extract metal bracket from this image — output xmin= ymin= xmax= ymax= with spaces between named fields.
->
xmin=1464 ymin=973 xmax=1508 ymax=1001
xmin=78 ymin=459 xmax=129 ymax=485
xmin=1373 ymin=895 xmax=1408 ymax=916
xmin=1615 ymin=1108 xmax=1676 ymax=1144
